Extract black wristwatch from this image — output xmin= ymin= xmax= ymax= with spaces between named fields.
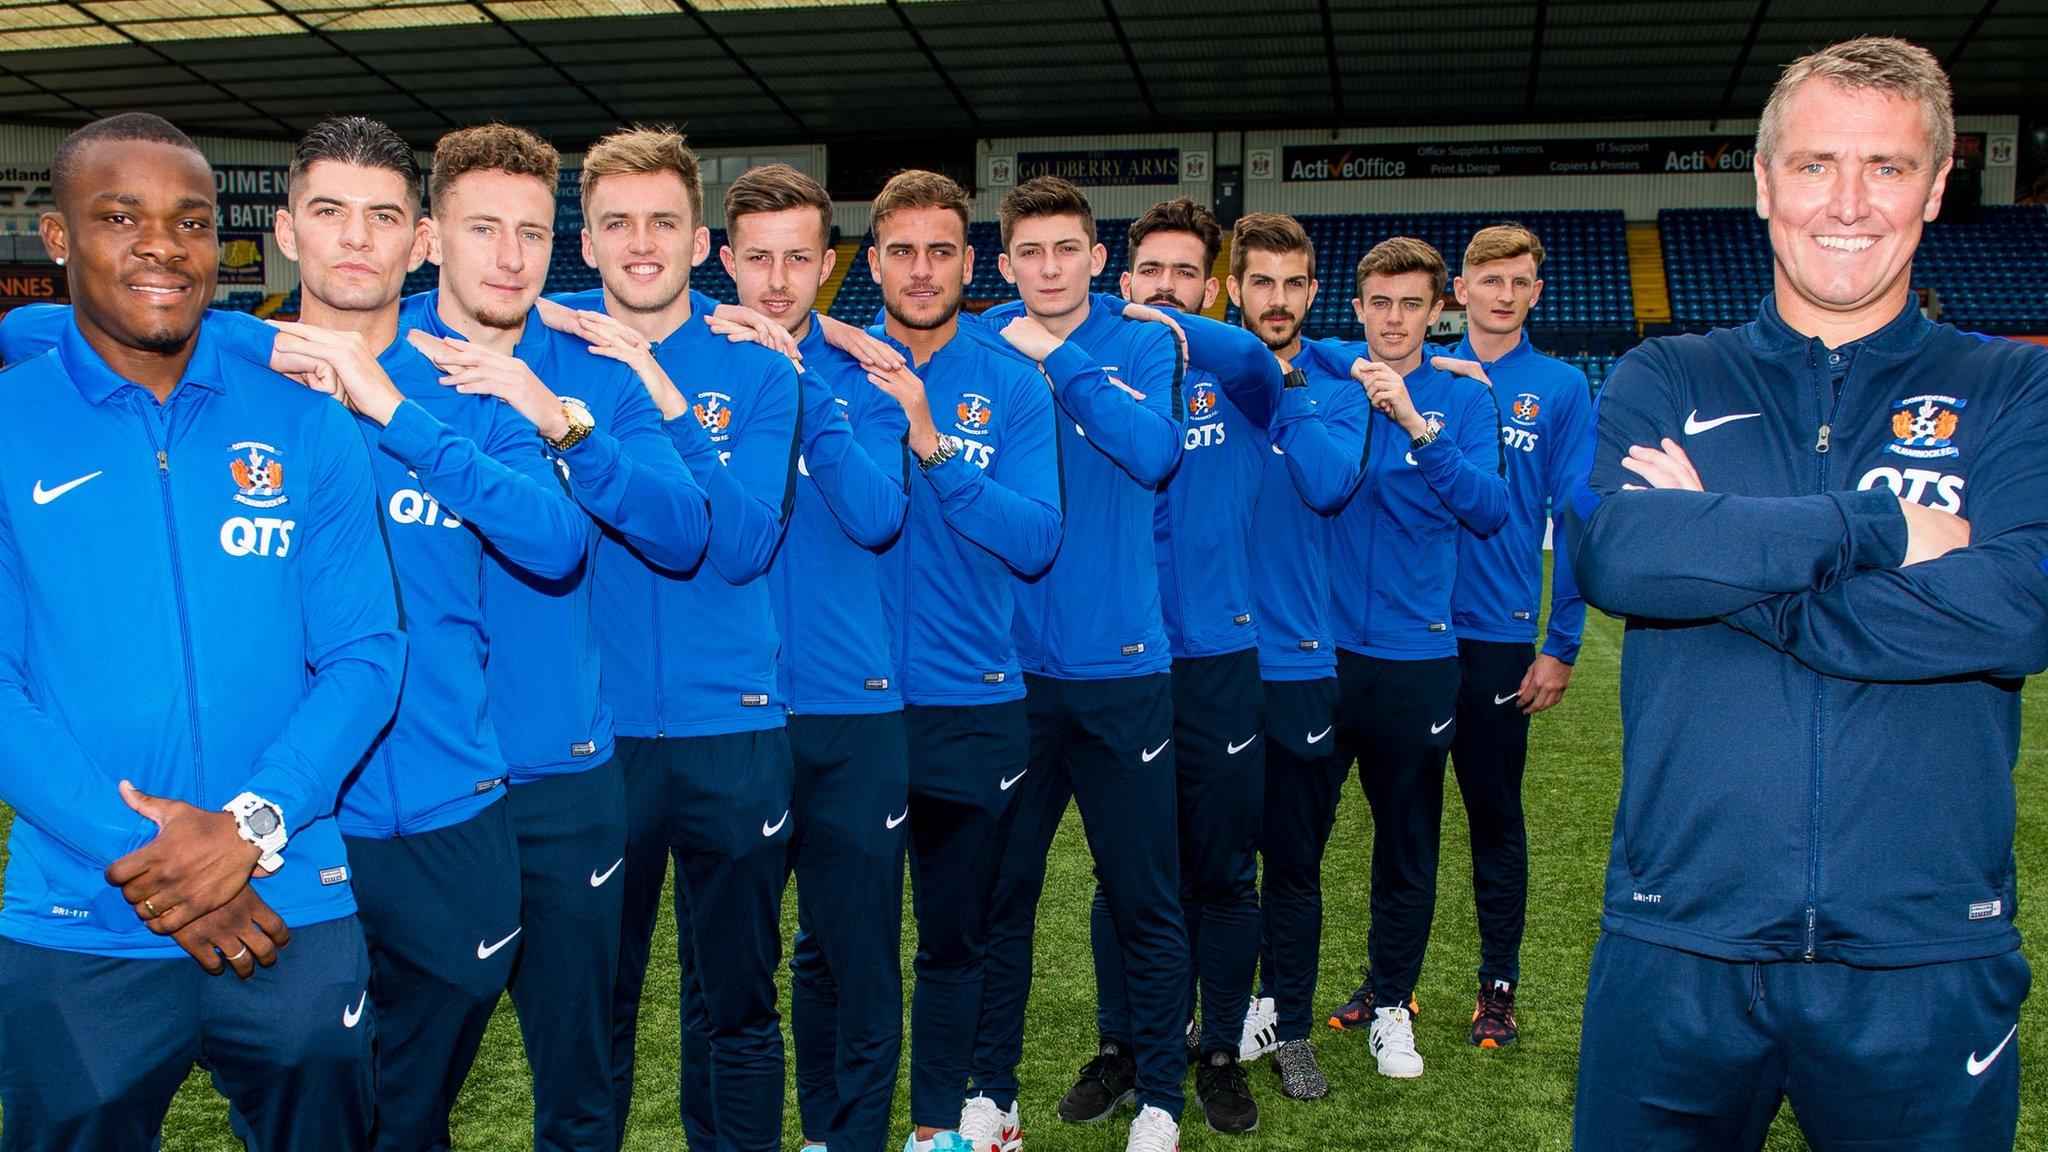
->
xmin=1282 ymin=368 xmax=1309 ymax=390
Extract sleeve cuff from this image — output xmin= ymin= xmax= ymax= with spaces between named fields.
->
xmin=1834 ymin=486 xmax=1910 ymax=571
xmin=1041 ymin=341 xmax=1098 ymax=393
xmin=917 ymin=451 xmax=977 ymax=499
xmin=375 ymin=399 xmax=443 ymax=466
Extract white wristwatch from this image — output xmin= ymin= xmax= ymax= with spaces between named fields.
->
xmin=224 ymin=792 xmax=287 ymax=873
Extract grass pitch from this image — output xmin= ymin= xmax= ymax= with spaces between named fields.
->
xmin=16 ymin=598 xmax=2048 ymax=1150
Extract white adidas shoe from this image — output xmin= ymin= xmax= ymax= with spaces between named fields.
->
xmin=1124 ymin=1104 xmax=1180 ymax=1152
xmin=1238 ymin=995 xmax=1280 ymax=1062
xmin=959 ymin=1095 xmax=1022 ymax=1152
xmin=1368 ymin=1005 xmax=1425 ymax=1078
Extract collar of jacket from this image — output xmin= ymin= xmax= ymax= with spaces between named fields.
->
xmin=1749 ymin=291 xmax=1931 ymax=366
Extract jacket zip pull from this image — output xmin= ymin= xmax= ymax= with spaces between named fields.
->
xmin=156 ymin=450 xmax=169 ymax=472
xmin=1814 ymin=425 xmax=1831 ymax=454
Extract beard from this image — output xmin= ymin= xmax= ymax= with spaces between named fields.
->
xmin=883 ymin=285 xmax=961 ymax=332
xmin=472 ymin=303 xmax=526 ymax=330
xmin=135 ymin=323 xmax=194 ymax=354
xmin=1246 ymin=309 xmax=1303 ymax=351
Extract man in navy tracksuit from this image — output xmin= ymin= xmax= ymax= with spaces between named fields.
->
xmin=970 ymin=176 xmax=1190 ymax=1152
xmin=0 ymin=114 xmax=402 ymax=1151
xmin=857 ymin=170 xmax=1062 ymax=1152
xmin=402 ymin=124 xmax=713 ymax=1152
xmin=716 ymin=164 xmax=912 ymax=1152
xmin=543 ymin=127 xmax=801 ymax=1152
xmin=1080 ymin=197 xmax=1275 ymax=1136
xmin=1566 ymin=38 xmax=2045 ymax=1151
xmin=1443 ymin=224 xmax=1595 ymax=1048
xmin=1300 ymin=237 xmax=1507 ymax=1081
xmin=1216 ymin=214 xmax=1379 ymax=1102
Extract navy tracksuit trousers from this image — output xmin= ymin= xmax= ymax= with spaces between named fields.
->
xmin=610 ymin=730 xmax=793 ymax=1152
xmin=973 ymin=673 xmax=1188 ymax=1120
xmin=787 ymin=712 xmax=910 ymax=1152
xmin=1090 ymin=651 xmax=1264 ymax=1055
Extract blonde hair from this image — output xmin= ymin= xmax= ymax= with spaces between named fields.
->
xmin=1464 ymin=223 xmax=1545 ymax=272
xmin=1356 ymin=236 xmax=1447 ymax=300
xmin=581 ymin=125 xmax=701 ymax=224
xmin=430 ymin=123 xmax=557 ymax=207
xmin=1757 ymin=37 xmax=1954 ymax=168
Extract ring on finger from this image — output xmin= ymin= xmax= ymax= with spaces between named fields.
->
xmin=228 ymin=947 xmax=251 ymax=961
xmin=142 ymin=898 xmax=159 ymax=919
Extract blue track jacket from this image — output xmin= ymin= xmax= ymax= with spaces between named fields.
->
xmin=0 ymin=316 xmax=401 ymax=956
xmin=1448 ymin=331 xmax=1595 ymax=664
xmin=1564 ymin=295 xmax=2048 ymax=965
xmin=403 ymin=291 xmax=710 ymax=779
xmin=877 ymin=318 xmax=1061 ymax=705
xmin=548 ymin=287 xmax=800 ymax=738
xmin=1297 ymin=340 xmax=1508 ymax=660
xmin=770 ymin=315 xmax=908 ymax=714
xmin=983 ymin=297 xmax=1181 ymax=679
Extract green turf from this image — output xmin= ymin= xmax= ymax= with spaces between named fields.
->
xmin=11 ymin=596 xmax=2048 ymax=1149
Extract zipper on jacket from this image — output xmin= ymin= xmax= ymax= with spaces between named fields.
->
xmin=1803 ymin=347 xmax=1849 ymax=960
xmin=142 ymin=410 xmax=208 ymax=802
xmin=651 ymin=580 xmax=665 ymax=738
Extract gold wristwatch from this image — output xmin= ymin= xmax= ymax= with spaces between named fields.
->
xmin=548 ymin=399 xmax=595 ymax=451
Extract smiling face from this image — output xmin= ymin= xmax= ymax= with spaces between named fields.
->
xmin=723 ymin=205 xmax=833 ymax=335
xmin=428 ymin=167 xmax=554 ymax=330
xmin=581 ymin=167 xmax=707 ymax=316
xmin=1122 ymin=229 xmax=1216 ymax=314
xmin=277 ymin=159 xmax=425 ymax=315
xmin=1756 ymin=77 xmax=1949 ymax=333
xmin=999 ymin=213 xmax=1105 ymax=324
xmin=870 ymin=204 xmax=971 ymax=332
xmin=1455 ymin=254 xmax=1542 ymax=339
xmin=44 ymin=138 xmax=217 ymax=356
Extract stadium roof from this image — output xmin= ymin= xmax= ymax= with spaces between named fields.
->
xmin=0 ymin=0 xmax=2037 ymax=148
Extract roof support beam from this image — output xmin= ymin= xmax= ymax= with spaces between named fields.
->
xmin=1318 ymin=0 xmax=1342 ymax=123
xmin=59 ymin=1 xmax=297 ymax=134
xmin=667 ymin=0 xmax=812 ymax=136
xmin=1715 ymin=0 xmax=1772 ymax=122
xmin=884 ymin=0 xmax=980 ymax=132
xmin=469 ymin=3 xmax=628 ymax=126
xmin=1102 ymin=0 xmax=1159 ymax=122
xmin=256 ymin=0 xmax=457 ymax=134
xmin=1946 ymin=0 xmax=2001 ymax=71
xmin=1524 ymin=0 xmax=1548 ymax=112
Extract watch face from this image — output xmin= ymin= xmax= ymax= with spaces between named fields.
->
xmin=247 ymin=807 xmax=281 ymax=837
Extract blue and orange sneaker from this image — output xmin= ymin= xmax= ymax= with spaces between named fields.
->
xmin=1470 ymin=979 xmax=1518 ymax=1049
xmin=1327 ymin=969 xmax=1419 ymax=1031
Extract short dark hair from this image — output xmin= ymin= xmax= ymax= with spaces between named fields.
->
xmin=725 ymin=163 xmax=832 ymax=250
xmin=871 ymin=168 xmax=970 ymax=239
xmin=998 ymin=175 xmax=1095 ymax=250
xmin=1128 ymin=198 xmax=1221 ymax=271
xmin=1230 ymin=212 xmax=1315 ymax=282
xmin=51 ymin=112 xmax=203 ymax=209
xmin=290 ymin=116 xmax=422 ymax=215
xmin=1356 ymin=236 xmax=1448 ymax=300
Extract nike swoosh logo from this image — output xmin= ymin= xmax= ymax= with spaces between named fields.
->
xmin=342 ymin=991 xmax=366 ymax=1029
xmin=589 ymin=858 xmax=623 ymax=887
xmin=1431 ymin=718 xmax=1453 ymax=734
xmin=1227 ymin=735 xmax=1258 ymax=755
xmin=762 ymin=810 xmax=789 ymax=837
xmin=476 ymin=928 xmax=521 ymax=960
xmin=1683 ymin=410 xmax=1762 ymax=435
xmin=885 ymin=807 xmax=909 ymax=829
xmin=1141 ymin=740 xmax=1171 ymax=762
xmin=999 ymin=770 xmax=1028 ymax=791
xmin=32 ymin=471 xmax=102 ymax=505
xmin=1306 ymin=727 xmax=1332 ymax=744
xmin=1495 ymin=692 xmax=1520 ymax=705
xmin=1967 ymin=1024 xmax=2019 ymax=1076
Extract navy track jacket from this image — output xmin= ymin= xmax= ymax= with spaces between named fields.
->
xmin=0 ymin=316 xmax=402 ymax=956
xmin=1448 ymin=331 xmax=1595 ymax=664
xmin=1564 ymin=295 xmax=2048 ymax=965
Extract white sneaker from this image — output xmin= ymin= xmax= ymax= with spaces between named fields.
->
xmin=959 ymin=1096 xmax=1022 ymax=1152
xmin=1368 ymin=1005 xmax=1425 ymax=1078
xmin=1238 ymin=996 xmax=1280 ymax=1062
xmin=1124 ymin=1104 xmax=1180 ymax=1152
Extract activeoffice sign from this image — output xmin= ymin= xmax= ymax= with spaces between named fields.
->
xmin=1281 ymin=134 xmax=1989 ymax=181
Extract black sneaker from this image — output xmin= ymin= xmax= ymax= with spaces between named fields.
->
xmin=1470 ymin=978 xmax=1519 ymax=1049
xmin=1195 ymin=1049 xmax=1259 ymax=1134
xmin=1057 ymin=1040 xmax=1136 ymax=1124
xmin=1327 ymin=968 xmax=1420 ymax=1031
